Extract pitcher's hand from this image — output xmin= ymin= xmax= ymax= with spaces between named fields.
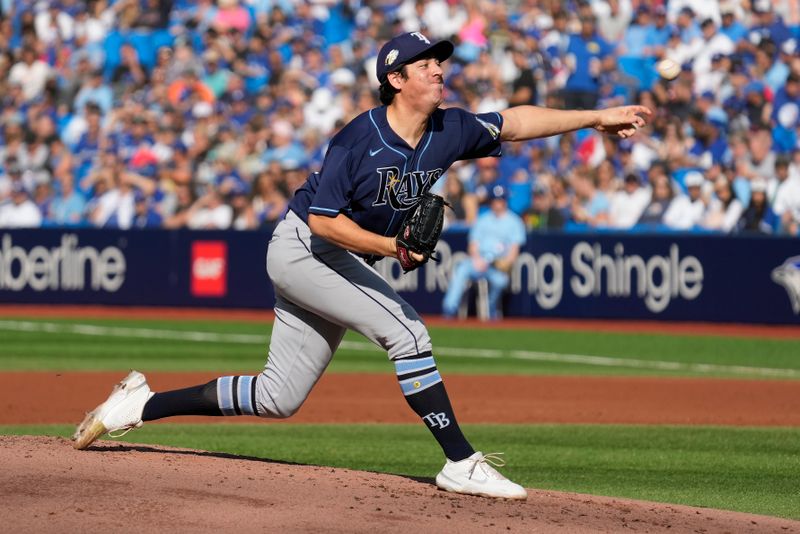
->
xmin=594 ymin=105 xmax=652 ymax=139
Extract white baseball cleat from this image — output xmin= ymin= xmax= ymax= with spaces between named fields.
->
xmin=435 ymin=451 xmax=528 ymax=500
xmin=72 ymin=370 xmax=154 ymax=450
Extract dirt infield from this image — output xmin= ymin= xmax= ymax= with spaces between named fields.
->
xmin=2 ymin=436 xmax=797 ymax=534
xmin=3 ymin=371 xmax=800 ymax=426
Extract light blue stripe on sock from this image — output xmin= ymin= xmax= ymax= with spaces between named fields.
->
xmin=237 ymin=376 xmax=254 ymax=415
xmin=399 ymin=370 xmax=441 ymax=396
xmin=394 ymin=356 xmax=436 ymax=375
xmin=217 ymin=376 xmax=237 ymax=416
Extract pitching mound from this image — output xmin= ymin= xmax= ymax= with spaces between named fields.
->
xmin=2 ymin=436 xmax=797 ymax=534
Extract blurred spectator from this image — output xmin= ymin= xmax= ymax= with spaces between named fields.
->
xmin=506 ymin=46 xmax=541 ymax=107
xmin=0 ymin=181 xmax=42 ymax=228
xmin=33 ymin=181 xmax=52 ymax=218
xmin=525 ymin=182 xmax=565 ymax=231
xmin=549 ymin=133 xmax=580 ymax=177
xmin=550 ymin=176 xmax=573 ymax=220
xmin=563 ymin=15 xmax=613 ymax=110
xmin=226 ymin=91 xmax=255 ymax=131
xmin=46 ymin=171 xmax=85 ymax=226
xmin=620 ymin=6 xmax=652 ymax=58
xmin=71 ymin=101 xmax=103 ymax=183
xmin=19 ymin=129 xmax=50 ymax=174
xmin=304 ymin=88 xmax=342 ymax=136
xmin=213 ymin=0 xmax=251 ymax=34
xmin=506 ymin=169 xmax=533 ymax=215
xmin=469 ymin=157 xmax=504 ymax=208
xmin=8 ymin=47 xmax=51 ymax=102
xmin=441 ymin=186 xmax=525 ymax=320
xmin=163 ymin=183 xmax=196 ymax=229
xmin=73 ymin=0 xmax=112 ymax=48
xmin=201 ymin=49 xmax=230 ymax=98
xmin=692 ymin=19 xmax=735 ymax=80
xmin=131 ymin=0 xmax=172 ymax=30
xmin=111 ymin=43 xmax=147 ymax=96
xmin=596 ymin=0 xmax=634 ymax=44
xmin=643 ymin=6 xmax=671 ymax=58
xmin=674 ymin=6 xmax=702 ymax=44
xmin=131 ymin=189 xmax=163 ymax=228
xmin=719 ymin=5 xmax=747 ymax=44
xmin=167 ymin=68 xmax=214 ymax=107
xmin=595 ymin=160 xmax=621 ymax=198
xmin=251 ymin=170 xmax=288 ymax=229
xmin=736 ymin=178 xmax=777 ymax=233
xmin=186 ymin=185 xmax=232 ymax=229
xmin=687 ymin=109 xmax=727 ymax=168
xmin=442 ymin=174 xmax=477 ymax=229
xmin=701 ymin=176 xmax=744 ymax=232
xmin=609 ymin=173 xmax=651 ymax=228
xmin=638 ymin=173 xmax=676 ymax=227
xmin=569 ymin=167 xmax=610 ymax=227
xmin=87 ymin=166 xmax=137 ymax=229
xmin=745 ymin=1 xmax=793 ymax=52
xmin=35 ymin=3 xmax=75 ymax=45
xmin=229 ymin=182 xmax=255 ymax=230
xmin=772 ymin=155 xmax=800 ymax=235
xmin=772 ymin=72 xmax=800 ymax=126
xmin=262 ymin=120 xmax=305 ymax=169
xmin=663 ymin=171 xmax=707 ymax=229
xmin=74 ymin=69 xmax=113 ymax=115
xmin=742 ymin=126 xmax=776 ymax=181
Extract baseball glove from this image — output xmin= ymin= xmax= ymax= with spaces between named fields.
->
xmin=395 ymin=192 xmax=449 ymax=272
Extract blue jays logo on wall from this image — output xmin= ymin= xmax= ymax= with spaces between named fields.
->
xmin=772 ymin=256 xmax=800 ymax=314
xmin=373 ymin=167 xmax=443 ymax=210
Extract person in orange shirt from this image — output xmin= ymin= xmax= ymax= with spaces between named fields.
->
xmin=166 ymin=69 xmax=215 ymax=107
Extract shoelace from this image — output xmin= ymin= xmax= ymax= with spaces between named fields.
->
xmin=107 ymin=425 xmax=137 ymax=438
xmin=468 ymin=452 xmax=507 ymax=480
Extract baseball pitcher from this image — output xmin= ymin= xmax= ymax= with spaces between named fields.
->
xmin=74 ymin=31 xmax=650 ymax=499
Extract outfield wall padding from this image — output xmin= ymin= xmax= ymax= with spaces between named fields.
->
xmin=0 ymin=229 xmax=798 ymax=324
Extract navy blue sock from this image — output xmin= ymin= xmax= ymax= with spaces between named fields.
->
xmin=395 ymin=353 xmax=475 ymax=461
xmin=142 ymin=376 xmax=259 ymax=421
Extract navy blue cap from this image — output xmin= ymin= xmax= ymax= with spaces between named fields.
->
xmin=229 ymin=181 xmax=250 ymax=197
xmin=488 ymin=184 xmax=508 ymax=200
xmin=228 ymin=89 xmax=247 ymax=103
xmin=376 ymin=32 xmax=454 ymax=84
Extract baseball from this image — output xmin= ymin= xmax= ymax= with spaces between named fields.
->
xmin=656 ymin=59 xmax=681 ymax=81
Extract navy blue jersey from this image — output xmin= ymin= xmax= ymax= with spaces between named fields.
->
xmin=289 ymin=106 xmax=503 ymax=238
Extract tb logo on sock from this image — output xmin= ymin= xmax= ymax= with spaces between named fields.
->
xmin=423 ymin=412 xmax=451 ymax=429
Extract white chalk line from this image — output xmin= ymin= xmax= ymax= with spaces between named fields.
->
xmin=0 ymin=320 xmax=798 ymax=379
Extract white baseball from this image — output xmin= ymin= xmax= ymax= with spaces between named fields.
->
xmin=656 ymin=59 xmax=681 ymax=81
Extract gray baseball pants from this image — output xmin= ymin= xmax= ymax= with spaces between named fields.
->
xmin=254 ymin=210 xmax=432 ymax=418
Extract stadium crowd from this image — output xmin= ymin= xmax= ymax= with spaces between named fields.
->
xmin=0 ymin=0 xmax=799 ymax=236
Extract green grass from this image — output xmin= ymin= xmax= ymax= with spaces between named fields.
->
xmin=4 ymin=423 xmax=799 ymax=520
xmin=0 ymin=316 xmax=799 ymax=379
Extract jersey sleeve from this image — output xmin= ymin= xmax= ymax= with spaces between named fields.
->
xmin=308 ymin=145 xmax=353 ymax=217
xmin=455 ymin=109 xmax=504 ymax=161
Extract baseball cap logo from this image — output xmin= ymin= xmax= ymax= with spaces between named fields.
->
xmin=385 ymin=49 xmax=399 ymax=66
xmin=410 ymin=32 xmax=431 ymax=44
